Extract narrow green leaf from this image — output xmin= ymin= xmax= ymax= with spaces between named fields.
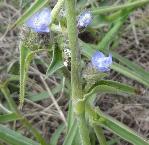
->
xmin=99 ymin=111 xmax=149 ymax=145
xmin=112 ymin=62 xmax=149 ymax=87
xmin=28 ymin=84 xmax=62 ymax=102
xmin=95 ymin=80 xmax=139 ymax=94
xmin=87 ymin=106 xmax=149 ymax=145
xmin=19 ymin=44 xmax=31 ymax=109
xmin=89 ymin=128 xmax=96 ymax=145
xmin=19 ymin=47 xmax=46 ymax=108
xmin=11 ymin=0 xmax=50 ymax=29
xmin=0 ymin=124 xmax=39 ymax=145
xmin=111 ymin=52 xmax=149 ymax=81
xmin=1 ymin=86 xmax=48 ymax=145
xmin=50 ymin=124 xmax=65 ymax=145
xmin=85 ymin=85 xmax=128 ymax=101
xmin=66 ymin=102 xmax=81 ymax=145
xmin=67 ymin=101 xmax=74 ymax=131
xmin=105 ymin=0 xmax=136 ymax=22
xmin=97 ymin=18 xmax=126 ymax=50
xmin=80 ymin=40 xmax=96 ymax=57
xmin=1 ymin=75 xmax=19 ymax=87
xmin=85 ymin=80 xmax=139 ymax=101
xmin=63 ymin=120 xmax=78 ymax=145
xmin=91 ymin=0 xmax=149 ymax=15
xmin=93 ymin=125 xmax=108 ymax=145
xmin=112 ymin=52 xmax=145 ymax=73
xmin=0 ymin=113 xmax=22 ymax=123
xmin=46 ymin=43 xmax=64 ymax=77
xmin=28 ymin=91 xmax=50 ymax=102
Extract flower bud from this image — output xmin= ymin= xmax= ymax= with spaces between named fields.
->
xmin=77 ymin=11 xmax=92 ymax=31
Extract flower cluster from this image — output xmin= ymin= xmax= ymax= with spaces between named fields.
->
xmin=26 ymin=8 xmax=51 ymax=33
xmin=91 ymin=51 xmax=112 ymax=72
xmin=26 ymin=8 xmax=93 ymax=33
xmin=77 ymin=11 xmax=92 ymax=30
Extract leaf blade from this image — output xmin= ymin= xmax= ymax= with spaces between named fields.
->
xmin=46 ymin=43 xmax=64 ymax=77
xmin=0 ymin=113 xmax=22 ymax=123
xmin=87 ymin=106 xmax=149 ymax=145
xmin=85 ymin=80 xmax=139 ymax=101
xmin=50 ymin=124 xmax=65 ymax=145
xmin=0 ymin=124 xmax=40 ymax=145
xmin=112 ymin=62 xmax=149 ymax=87
xmin=100 ymin=112 xmax=149 ymax=145
xmin=63 ymin=120 xmax=78 ymax=145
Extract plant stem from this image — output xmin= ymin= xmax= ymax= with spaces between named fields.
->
xmin=77 ymin=113 xmax=91 ymax=145
xmin=65 ymin=0 xmax=91 ymax=145
xmin=65 ymin=0 xmax=81 ymax=100
xmin=93 ymin=125 xmax=108 ymax=145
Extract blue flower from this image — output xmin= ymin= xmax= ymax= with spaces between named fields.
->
xmin=91 ymin=51 xmax=112 ymax=72
xmin=26 ymin=8 xmax=51 ymax=33
xmin=77 ymin=11 xmax=92 ymax=30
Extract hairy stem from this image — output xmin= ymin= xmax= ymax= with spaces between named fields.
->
xmin=65 ymin=0 xmax=91 ymax=145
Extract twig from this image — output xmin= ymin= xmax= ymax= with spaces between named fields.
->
xmin=130 ymin=16 xmax=139 ymax=46
xmin=40 ymin=75 xmax=67 ymax=125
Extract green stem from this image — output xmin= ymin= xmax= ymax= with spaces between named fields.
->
xmin=77 ymin=113 xmax=91 ymax=145
xmin=65 ymin=0 xmax=91 ymax=145
xmin=65 ymin=0 xmax=81 ymax=99
xmin=93 ymin=125 xmax=108 ymax=145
